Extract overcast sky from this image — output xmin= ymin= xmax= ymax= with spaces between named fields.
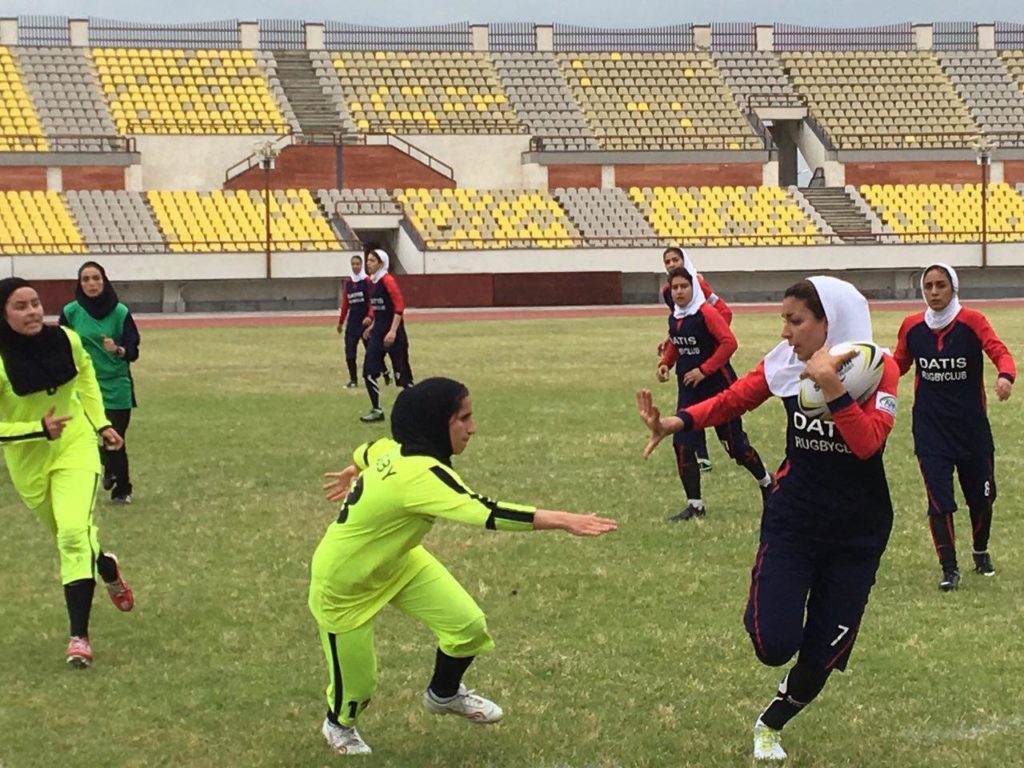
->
xmin=7 ymin=0 xmax=1023 ymax=27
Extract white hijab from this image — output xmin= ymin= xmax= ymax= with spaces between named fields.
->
xmin=667 ymin=249 xmax=707 ymax=318
xmin=921 ymin=263 xmax=961 ymax=330
xmin=350 ymin=255 xmax=367 ymax=283
xmin=763 ymin=276 xmax=874 ymax=397
xmin=369 ymin=249 xmax=390 ymax=284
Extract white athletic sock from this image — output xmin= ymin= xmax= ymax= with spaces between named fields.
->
xmin=687 ymin=499 xmax=704 ymax=510
xmin=758 ymin=473 xmax=773 ymax=488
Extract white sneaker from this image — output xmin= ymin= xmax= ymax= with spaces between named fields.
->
xmin=423 ymin=684 xmax=503 ymax=723
xmin=321 ymin=718 xmax=372 ymax=755
xmin=753 ymin=722 xmax=787 ymax=761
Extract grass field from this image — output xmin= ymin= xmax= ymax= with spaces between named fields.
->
xmin=1 ymin=308 xmax=1022 ymax=768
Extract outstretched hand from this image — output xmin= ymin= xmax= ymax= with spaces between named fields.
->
xmin=636 ymin=388 xmax=671 ymax=459
xmin=562 ymin=513 xmax=618 ymax=537
xmin=323 ymin=465 xmax=359 ymax=502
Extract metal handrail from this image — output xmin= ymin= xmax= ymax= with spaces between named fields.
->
xmin=528 ymin=132 xmax=770 ymax=152
xmin=363 ymin=134 xmax=455 ymax=179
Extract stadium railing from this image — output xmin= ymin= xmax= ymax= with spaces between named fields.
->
xmin=0 ymin=134 xmax=137 ymax=153
xmin=528 ymin=133 xmax=771 ymax=152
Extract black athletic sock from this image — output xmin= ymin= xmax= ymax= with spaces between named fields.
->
xmin=674 ymin=444 xmax=701 ymax=501
xmin=64 ymin=579 xmax=96 ymax=638
xmin=345 ymin=357 xmax=358 ymax=383
xmin=428 ymin=648 xmax=475 ymax=699
xmin=96 ymin=551 xmax=118 ymax=584
xmin=741 ymin=448 xmax=769 ymax=484
xmin=968 ymin=500 xmax=993 ymax=554
xmin=929 ymin=512 xmax=958 ymax=570
xmin=759 ymin=662 xmax=831 ymax=730
xmin=364 ymin=374 xmax=380 ymax=410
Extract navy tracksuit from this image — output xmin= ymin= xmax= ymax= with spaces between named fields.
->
xmin=340 ymin=277 xmax=369 ymax=363
xmin=364 ymin=274 xmax=412 ymax=409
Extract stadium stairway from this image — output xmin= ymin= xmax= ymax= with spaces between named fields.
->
xmin=799 ymin=187 xmax=878 ymax=243
xmin=273 ymin=50 xmax=347 ymax=138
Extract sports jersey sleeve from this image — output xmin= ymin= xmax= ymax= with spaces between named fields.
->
xmin=121 ymin=312 xmax=140 ymax=362
xmin=352 ymin=439 xmax=389 ymax=470
xmin=961 ymin=310 xmax=1016 ymax=383
xmin=827 ymin=355 xmax=900 ymax=460
xmin=406 ymin=463 xmax=536 ymax=531
xmin=660 ymin=340 xmax=679 ymax=368
xmin=679 ymin=361 xmax=773 ymax=429
xmin=0 ymin=396 xmax=49 ymax=443
xmin=69 ymin=330 xmax=111 ymax=432
xmin=338 ymin=287 xmax=350 ymax=325
xmin=383 ymin=275 xmax=406 ymax=315
xmin=893 ymin=315 xmax=916 ymax=376
xmin=698 ymin=276 xmax=733 ymax=324
xmin=698 ymin=305 xmax=738 ymax=375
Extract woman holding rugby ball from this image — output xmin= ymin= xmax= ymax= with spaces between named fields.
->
xmin=893 ymin=263 xmax=1015 ymax=591
xmin=639 ymin=276 xmax=900 ymax=763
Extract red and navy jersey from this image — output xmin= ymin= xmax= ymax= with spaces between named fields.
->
xmin=894 ymin=308 xmax=1016 ymax=459
xmin=660 ymin=304 xmax=739 ymax=405
xmin=660 ymin=275 xmax=734 ymax=325
xmin=680 ymin=358 xmax=900 ymax=549
xmin=367 ymin=274 xmax=406 ymax=336
xmin=338 ymin=278 xmax=368 ymax=329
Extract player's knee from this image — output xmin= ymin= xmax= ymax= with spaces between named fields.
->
xmin=750 ymin=631 xmax=801 ymax=667
xmin=441 ymin=614 xmax=494 ymax=658
xmin=56 ymin=527 xmax=91 ymax=560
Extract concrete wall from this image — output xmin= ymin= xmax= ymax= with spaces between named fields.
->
xmin=133 ymin=134 xmax=282 ymax=190
xmin=397 ymin=134 xmax=531 ymax=188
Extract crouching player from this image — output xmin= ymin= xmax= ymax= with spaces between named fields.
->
xmin=656 ymin=266 xmax=773 ymax=521
xmin=309 ymin=377 xmax=617 ymax=755
xmin=639 ymin=277 xmax=900 ymax=762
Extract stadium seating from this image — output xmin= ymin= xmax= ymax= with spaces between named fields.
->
xmin=553 ymin=187 xmax=661 ymax=246
xmin=147 ymin=189 xmax=338 ymax=252
xmin=555 ymin=52 xmax=763 ymax=151
xmin=0 ymin=191 xmax=85 ymax=253
xmin=781 ymin=51 xmax=978 ymax=149
xmin=713 ymin=51 xmax=805 ymax=110
xmin=628 ymin=185 xmax=828 ymax=246
xmin=318 ymin=188 xmax=402 ymax=216
xmin=332 ymin=51 xmax=521 ymax=134
xmin=395 ymin=188 xmax=582 ymax=248
xmin=858 ymin=183 xmax=1024 ymax=243
xmin=997 ymin=51 xmax=1024 ymax=110
xmin=939 ymin=51 xmax=1024 ymax=141
xmin=17 ymin=48 xmax=118 ymax=148
xmin=65 ymin=190 xmax=166 ymax=252
xmin=0 ymin=47 xmax=47 ymax=151
xmin=491 ymin=53 xmax=599 ymax=150
xmin=92 ymin=48 xmax=289 ymax=134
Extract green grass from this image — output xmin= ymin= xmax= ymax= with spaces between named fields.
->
xmin=1 ymin=309 xmax=1022 ymax=768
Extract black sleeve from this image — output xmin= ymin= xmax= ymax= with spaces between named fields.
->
xmin=121 ymin=312 xmax=141 ymax=362
xmin=58 ymin=311 xmax=69 ymax=327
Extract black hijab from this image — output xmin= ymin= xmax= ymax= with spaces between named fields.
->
xmin=391 ymin=377 xmax=469 ymax=467
xmin=74 ymin=261 xmax=120 ymax=320
xmin=0 ymin=277 xmax=77 ymax=397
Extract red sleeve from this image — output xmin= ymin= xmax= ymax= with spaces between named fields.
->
xmin=829 ymin=355 xmax=900 ymax=460
xmin=660 ymin=341 xmax=679 ymax=368
xmin=699 ymin=276 xmax=733 ymax=325
xmin=698 ymin=304 xmax=737 ymax=375
xmin=961 ymin=309 xmax=1016 ymax=382
xmin=338 ymin=285 xmax=350 ymax=325
xmin=383 ymin=274 xmax=405 ymax=315
xmin=681 ymin=361 xmax=773 ymax=429
xmin=893 ymin=314 xmax=920 ymax=376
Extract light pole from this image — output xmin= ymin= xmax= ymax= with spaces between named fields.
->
xmin=972 ymin=136 xmax=993 ymax=269
xmin=255 ymin=141 xmax=280 ymax=278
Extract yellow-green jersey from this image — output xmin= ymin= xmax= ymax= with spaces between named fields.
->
xmin=0 ymin=327 xmax=110 ymax=508
xmin=309 ymin=438 xmax=536 ymax=632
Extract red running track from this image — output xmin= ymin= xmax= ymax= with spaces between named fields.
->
xmin=133 ymin=299 xmax=1024 ymax=330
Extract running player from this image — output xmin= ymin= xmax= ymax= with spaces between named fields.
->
xmin=893 ymin=263 xmax=1015 ymax=591
xmin=360 ymin=250 xmax=412 ymax=422
xmin=656 ymin=266 xmax=773 ymax=520
xmin=59 ymin=261 xmax=141 ymax=504
xmin=336 ymin=253 xmax=374 ymax=390
xmin=0 ymin=278 xmax=134 ymax=668
xmin=310 ymin=377 xmax=617 ymax=755
xmin=638 ymin=276 xmax=899 ymax=763
xmin=659 ymin=247 xmax=733 ymax=471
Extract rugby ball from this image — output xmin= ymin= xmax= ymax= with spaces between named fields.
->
xmin=797 ymin=341 xmax=885 ymax=418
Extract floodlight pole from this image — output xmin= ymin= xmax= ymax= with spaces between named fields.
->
xmin=978 ymin=145 xmax=991 ymax=269
xmin=255 ymin=141 xmax=280 ymax=279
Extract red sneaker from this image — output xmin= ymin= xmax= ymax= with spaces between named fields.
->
xmin=66 ymin=636 xmax=93 ymax=668
xmin=104 ymin=553 xmax=135 ymax=612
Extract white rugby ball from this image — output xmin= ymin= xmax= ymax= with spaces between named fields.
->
xmin=797 ymin=341 xmax=885 ymax=418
